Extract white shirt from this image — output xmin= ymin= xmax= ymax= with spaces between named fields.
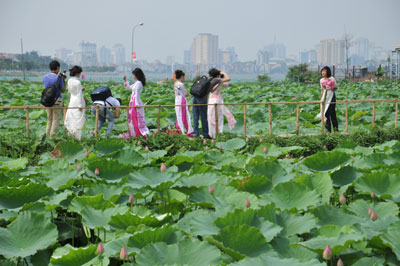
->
xmin=93 ymin=96 xmax=120 ymax=107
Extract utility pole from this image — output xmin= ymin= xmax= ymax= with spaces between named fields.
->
xmin=343 ymin=25 xmax=353 ymax=79
xmin=20 ymin=38 xmax=26 ymax=82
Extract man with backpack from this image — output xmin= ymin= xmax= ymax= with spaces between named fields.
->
xmin=42 ymin=60 xmax=66 ymax=138
xmin=90 ymin=86 xmax=121 ymax=136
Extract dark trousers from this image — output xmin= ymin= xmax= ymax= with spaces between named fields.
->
xmin=192 ymin=97 xmax=210 ymax=138
xmin=325 ymin=94 xmax=339 ymax=132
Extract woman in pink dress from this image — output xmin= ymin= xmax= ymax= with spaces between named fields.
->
xmin=120 ymin=68 xmax=150 ymax=139
xmin=174 ymin=70 xmax=194 ymax=137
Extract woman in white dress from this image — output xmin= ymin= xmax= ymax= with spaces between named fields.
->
xmin=120 ymin=68 xmax=150 ymax=139
xmin=64 ymin=66 xmax=86 ymax=140
xmin=174 ymin=70 xmax=194 ymax=137
xmin=207 ymin=68 xmax=236 ymax=138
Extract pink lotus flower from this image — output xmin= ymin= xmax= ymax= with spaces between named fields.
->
xmin=209 ymin=186 xmax=214 ymax=194
xmin=77 ymin=164 xmax=82 ymax=171
xmin=339 ymin=194 xmax=346 ymax=204
xmin=205 ymin=146 xmax=209 ymax=150
xmin=81 ymin=74 xmax=85 ymax=80
xmin=370 ymin=210 xmax=378 ymax=221
xmin=259 ymin=138 xmax=263 ymax=143
xmin=263 ymin=146 xmax=268 ymax=153
xmin=337 ymin=258 xmax=344 ymax=266
xmin=145 ymin=146 xmax=149 ymax=152
xmin=246 ymin=137 xmax=249 ymax=142
xmin=94 ymin=168 xmax=99 ymax=175
xmin=322 ymin=245 xmax=332 ymax=260
xmin=218 ymin=144 xmax=222 ymax=149
xmin=85 ymin=151 xmax=89 ymax=157
xmin=245 ymin=198 xmax=251 ymax=208
xmin=371 ymin=192 xmax=375 ymax=198
xmin=97 ymin=242 xmax=104 ymax=255
xmin=203 ymin=139 xmax=207 ymax=145
xmin=120 ymin=246 xmax=127 ymax=260
xmin=160 ymin=163 xmax=167 ymax=172
xmin=129 ymin=194 xmax=134 ymax=204
xmin=211 ymin=139 xmax=215 ymax=144
xmin=137 ymin=140 xmax=141 ymax=145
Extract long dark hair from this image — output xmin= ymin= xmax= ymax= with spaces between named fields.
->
xmin=69 ymin=65 xmax=83 ymax=77
xmin=132 ymin=68 xmax=146 ymax=86
xmin=321 ymin=66 xmax=332 ymax=78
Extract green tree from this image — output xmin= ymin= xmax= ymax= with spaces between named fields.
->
xmin=375 ymin=64 xmax=384 ymax=78
xmin=286 ymin=63 xmax=319 ymax=83
xmin=257 ymin=74 xmax=271 ymax=83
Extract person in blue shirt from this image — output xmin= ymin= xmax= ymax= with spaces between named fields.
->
xmin=42 ymin=60 xmax=66 ymax=137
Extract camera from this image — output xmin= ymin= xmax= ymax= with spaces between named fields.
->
xmin=220 ymin=74 xmax=224 ymax=78
xmin=59 ymin=70 xmax=67 ymax=79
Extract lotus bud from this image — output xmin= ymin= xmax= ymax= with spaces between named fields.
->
xmin=322 ymin=245 xmax=332 ymax=260
xmin=145 ymin=146 xmax=149 ymax=152
xmin=77 ymin=164 xmax=82 ymax=171
xmin=245 ymin=175 xmax=250 ymax=181
xmin=246 ymin=137 xmax=249 ymax=142
xmin=245 ymin=198 xmax=251 ymax=208
xmin=218 ymin=144 xmax=222 ymax=149
xmin=97 ymin=242 xmax=104 ymax=255
xmin=209 ymin=186 xmax=214 ymax=194
xmin=160 ymin=163 xmax=167 ymax=172
xmin=339 ymin=194 xmax=346 ymax=204
xmin=85 ymin=151 xmax=89 ymax=157
xmin=129 ymin=194 xmax=134 ymax=204
xmin=263 ymin=146 xmax=268 ymax=153
xmin=371 ymin=192 xmax=375 ymax=198
xmin=259 ymin=138 xmax=263 ymax=143
xmin=137 ymin=140 xmax=141 ymax=145
xmin=211 ymin=139 xmax=215 ymax=144
xmin=120 ymin=246 xmax=127 ymax=260
xmin=370 ymin=210 xmax=378 ymax=221
xmin=368 ymin=207 xmax=373 ymax=216
xmin=337 ymin=258 xmax=344 ymax=266
xmin=94 ymin=168 xmax=99 ymax=175
xmin=205 ymin=146 xmax=209 ymax=150
xmin=203 ymin=139 xmax=207 ymax=145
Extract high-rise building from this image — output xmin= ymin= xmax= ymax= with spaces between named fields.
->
xmin=299 ymin=49 xmax=318 ymax=64
xmin=264 ymin=43 xmax=286 ymax=59
xmin=112 ymin=44 xmax=126 ymax=65
xmin=183 ymin=50 xmax=192 ymax=65
xmin=99 ymin=46 xmax=112 ymax=66
xmin=354 ymin=37 xmax=371 ymax=61
xmin=256 ymin=50 xmax=269 ymax=65
xmin=318 ymin=39 xmax=345 ymax=66
xmin=191 ymin=33 xmax=219 ymax=67
xmin=219 ymin=47 xmax=238 ymax=65
xmin=79 ymin=41 xmax=98 ymax=66
xmin=55 ymin=48 xmax=73 ymax=64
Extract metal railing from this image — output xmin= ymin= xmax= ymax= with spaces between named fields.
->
xmin=0 ymin=99 xmax=398 ymax=138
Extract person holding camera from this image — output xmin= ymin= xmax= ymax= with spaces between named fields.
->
xmin=42 ymin=60 xmax=66 ymax=137
xmin=64 ymin=66 xmax=86 ymax=140
xmin=91 ymin=95 xmax=121 ymax=136
xmin=207 ymin=68 xmax=236 ymax=138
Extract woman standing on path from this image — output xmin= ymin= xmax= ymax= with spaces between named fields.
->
xmin=120 ymin=68 xmax=150 ymax=139
xmin=318 ymin=66 xmax=339 ymax=133
xmin=207 ymin=68 xmax=236 ymax=138
xmin=64 ymin=66 xmax=86 ymax=140
xmin=174 ymin=70 xmax=194 ymax=137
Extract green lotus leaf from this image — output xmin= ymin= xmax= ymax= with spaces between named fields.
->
xmin=270 ymin=236 xmax=320 ymax=262
xmin=57 ymin=140 xmax=85 ymax=163
xmin=126 ymin=167 xmax=180 ymax=192
xmin=113 ymin=149 xmax=145 ymax=166
xmin=86 ymin=183 xmax=124 ymax=201
xmin=254 ymin=144 xmax=303 ymax=158
xmin=176 ymin=209 xmax=220 ymax=236
xmin=96 ymin=139 xmax=125 ymax=154
xmin=353 ymin=153 xmax=387 ymax=169
xmin=0 ymin=157 xmax=28 ymax=171
xmin=230 ymin=174 xmax=272 ymax=195
xmin=245 ymin=156 xmax=288 ymax=186
xmin=49 ymin=244 xmax=109 ymax=266
xmin=230 ymin=254 xmax=325 ymax=266
xmin=88 ymin=158 xmax=132 ymax=183
xmin=303 ymin=150 xmax=350 ymax=171
xmin=270 ymin=181 xmax=320 ymax=211
xmin=45 ymin=169 xmax=82 ymax=190
xmin=351 ymin=257 xmax=385 ymax=266
xmin=347 ymin=199 xmax=399 ymax=219
xmin=216 ymin=138 xmax=246 ymax=150
xmin=381 ymin=225 xmax=400 ymax=261
xmin=127 ymin=225 xmax=177 ymax=253
xmin=312 ymin=205 xmax=363 ymax=226
xmin=330 ymin=166 xmax=362 ymax=186
xmin=0 ymin=182 xmax=53 ymax=210
xmin=277 ymin=212 xmax=318 ymax=237
xmin=172 ymin=151 xmax=205 ymax=164
xmin=0 ymin=211 xmax=58 ymax=259
xmin=173 ymin=173 xmax=220 ymax=193
xmin=109 ymin=211 xmax=170 ymax=230
xmin=354 ymin=172 xmax=400 ymax=200
xmin=135 ymin=239 xmax=223 ymax=266
xmin=295 ymin=172 xmax=333 ymax=203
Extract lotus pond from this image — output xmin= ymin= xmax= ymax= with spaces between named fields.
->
xmin=0 ymin=135 xmax=400 ymax=265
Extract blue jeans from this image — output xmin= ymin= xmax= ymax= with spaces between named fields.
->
xmin=192 ymin=97 xmax=209 ymax=138
xmin=91 ymin=105 xmax=115 ymax=135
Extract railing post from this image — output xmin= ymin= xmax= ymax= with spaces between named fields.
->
xmin=372 ymin=101 xmax=376 ymax=128
xmin=214 ymin=103 xmax=219 ymax=136
xmin=268 ymin=103 xmax=272 ymax=134
xmin=243 ymin=104 xmax=247 ymax=136
xmin=157 ymin=105 xmax=161 ymax=132
xmin=94 ymin=105 xmax=99 ymax=136
xmin=126 ymin=107 xmax=130 ymax=133
xmin=395 ymin=101 xmax=398 ymax=129
xmin=321 ymin=101 xmax=325 ymax=134
xmin=345 ymin=102 xmax=349 ymax=133
xmin=25 ymin=107 xmax=29 ymax=137
xmin=296 ymin=103 xmax=300 ymax=135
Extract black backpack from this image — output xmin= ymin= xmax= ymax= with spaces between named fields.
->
xmin=190 ymin=76 xmax=212 ymax=98
xmin=40 ymin=75 xmax=62 ymax=107
xmin=90 ymin=86 xmax=112 ymax=102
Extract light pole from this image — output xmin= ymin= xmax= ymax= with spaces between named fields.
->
xmin=131 ymin=22 xmax=144 ymax=70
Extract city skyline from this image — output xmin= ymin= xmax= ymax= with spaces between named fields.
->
xmin=0 ymin=0 xmax=399 ymax=63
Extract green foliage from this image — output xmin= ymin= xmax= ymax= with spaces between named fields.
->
xmin=257 ymin=74 xmax=271 ymax=83
xmin=286 ymin=63 xmax=320 ymax=83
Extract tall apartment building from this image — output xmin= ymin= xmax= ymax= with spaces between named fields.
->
xmin=191 ymin=33 xmax=219 ymax=67
xmin=79 ymin=41 xmax=98 ymax=66
xmin=318 ymin=39 xmax=345 ymax=66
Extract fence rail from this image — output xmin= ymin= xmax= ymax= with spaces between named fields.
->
xmin=0 ymin=99 xmax=398 ymax=138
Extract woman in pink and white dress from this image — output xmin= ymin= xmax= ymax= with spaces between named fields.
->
xmin=120 ymin=68 xmax=150 ymax=139
xmin=174 ymin=70 xmax=194 ymax=137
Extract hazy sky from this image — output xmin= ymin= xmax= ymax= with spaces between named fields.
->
xmin=1 ymin=0 xmax=399 ymax=63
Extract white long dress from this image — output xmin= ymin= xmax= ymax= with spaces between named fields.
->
xmin=64 ymin=77 xmax=86 ymax=140
xmin=317 ymin=77 xmax=336 ymax=121
xmin=174 ymin=81 xmax=194 ymax=136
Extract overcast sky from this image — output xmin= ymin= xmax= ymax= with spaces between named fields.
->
xmin=1 ymin=0 xmax=399 ymax=63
